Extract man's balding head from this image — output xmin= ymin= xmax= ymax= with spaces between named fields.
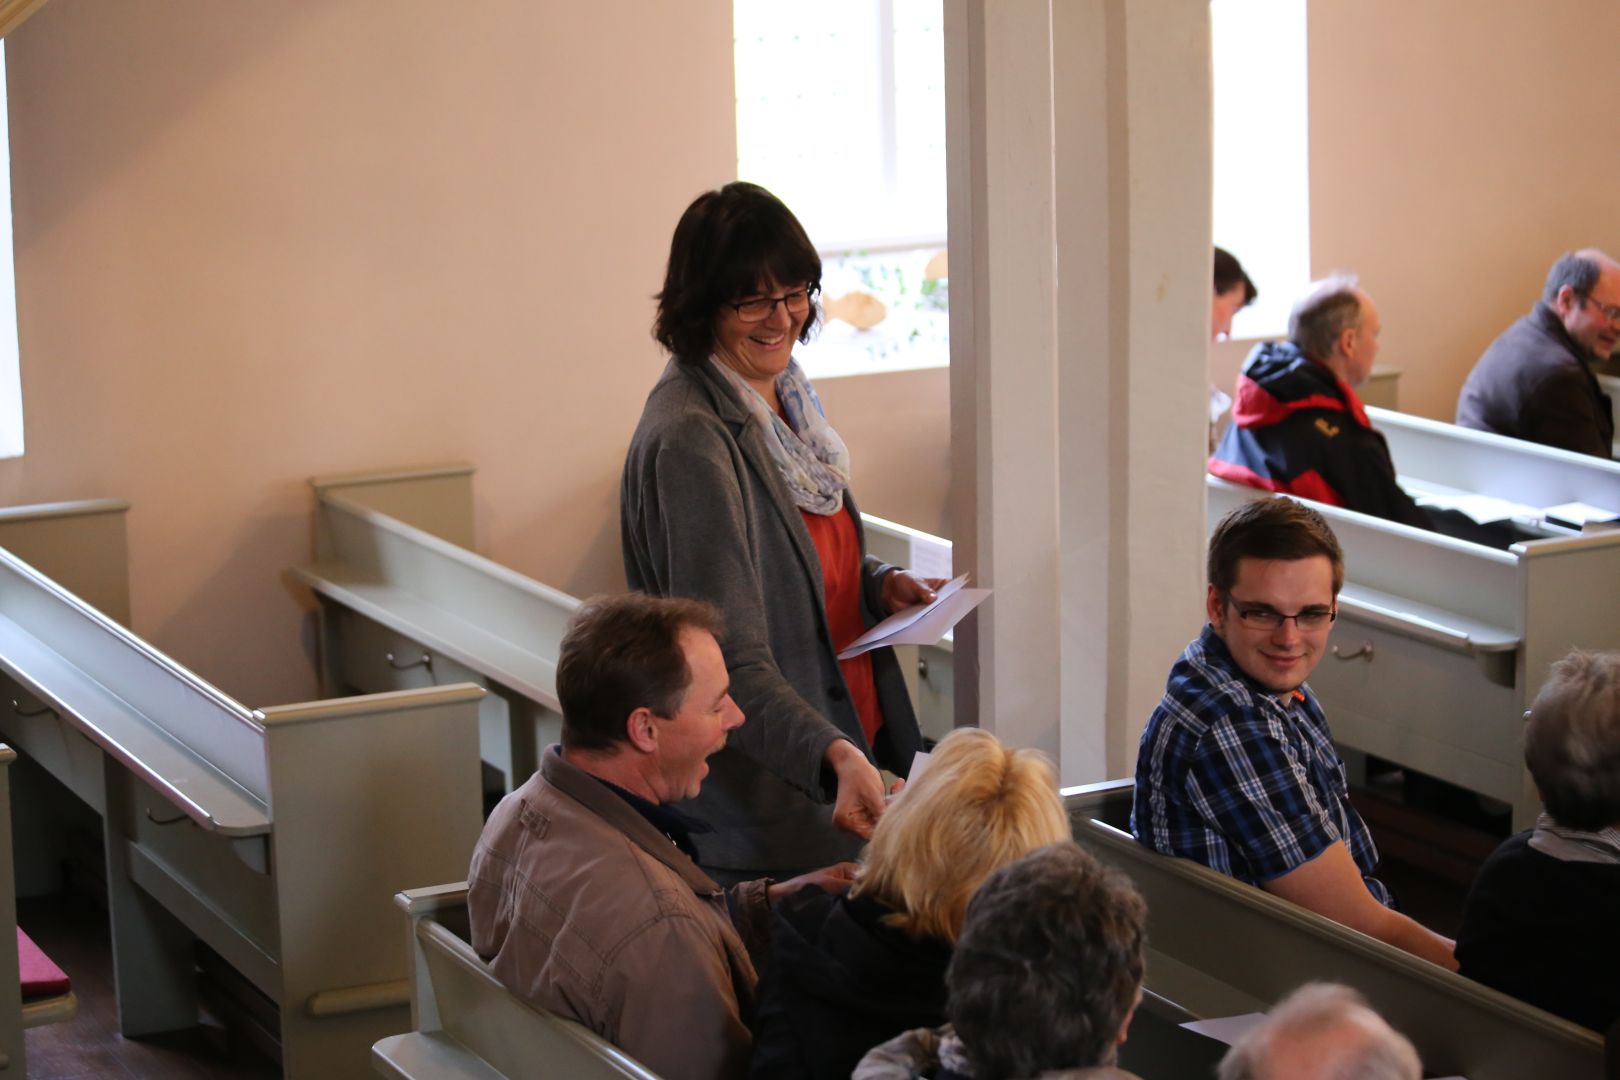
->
xmin=1218 ymin=983 xmax=1421 ymax=1080
xmin=1546 ymin=249 xmax=1620 ymax=362
xmin=1289 ymin=275 xmax=1381 ymax=387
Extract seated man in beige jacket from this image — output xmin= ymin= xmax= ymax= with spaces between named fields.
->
xmin=468 ymin=592 xmax=853 ymax=1080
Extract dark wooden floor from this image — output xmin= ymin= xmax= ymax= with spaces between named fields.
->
xmin=19 ymin=892 xmax=279 ymax=1080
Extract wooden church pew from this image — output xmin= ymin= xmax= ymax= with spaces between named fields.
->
xmin=289 ymin=465 xmax=578 ymax=793
xmin=1064 ymin=780 xmax=1607 ymax=1079
xmin=0 ymin=743 xmax=79 ymax=1077
xmin=0 ymin=500 xmax=485 ymax=1079
xmin=372 ymin=884 xmax=661 ymax=1080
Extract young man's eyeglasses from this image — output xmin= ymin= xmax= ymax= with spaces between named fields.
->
xmin=728 ymin=288 xmax=813 ymax=323
xmin=1226 ymin=597 xmax=1337 ymax=631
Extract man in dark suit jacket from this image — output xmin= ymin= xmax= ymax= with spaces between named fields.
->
xmin=1456 ymin=250 xmax=1620 ymax=458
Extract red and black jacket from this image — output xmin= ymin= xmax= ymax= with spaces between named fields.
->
xmin=1208 ymin=342 xmax=1432 ymax=530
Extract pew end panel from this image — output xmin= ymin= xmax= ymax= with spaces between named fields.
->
xmin=1065 ymin=786 xmax=1605 ymax=1079
xmin=311 ymin=464 xmax=476 ymax=553
xmin=257 ymin=685 xmax=486 ymax=1080
xmin=859 ymin=513 xmax=956 ymax=742
xmin=0 ymin=499 xmax=131 ymax=627
xmin=1516 ymin=530 xmax=1620 ymax=699
xmin=381 ymin=886 xmax=663 ymax=1080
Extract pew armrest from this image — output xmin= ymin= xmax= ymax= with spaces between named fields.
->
xmin=1337 ymin=583 xmax=1518 ymax=656
xmin=396 ymin=884 xmax=471 ymax=917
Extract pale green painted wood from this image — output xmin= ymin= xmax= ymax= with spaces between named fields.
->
xmin=381 ymin=887 xmax=663 ymax=1080
xmin=1064 ymin=782 xmax=1605 ymax=1080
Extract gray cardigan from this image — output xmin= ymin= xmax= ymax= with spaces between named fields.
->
xmin=621 ymin=358 xmax=921 ymax=875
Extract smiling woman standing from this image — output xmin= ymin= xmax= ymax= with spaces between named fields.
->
xmin=621 ymin=182 xmax=939 ymax=883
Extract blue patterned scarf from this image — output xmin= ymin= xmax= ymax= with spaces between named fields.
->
xmin=712 ymin=357 xmax=852 ymax=516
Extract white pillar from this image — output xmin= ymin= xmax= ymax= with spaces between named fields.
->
xmin=947 ymin=0 xmax=1210 ymax=783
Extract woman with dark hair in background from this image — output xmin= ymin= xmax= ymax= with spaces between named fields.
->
xmin=621 ymin=182 xmax=941 ymax=883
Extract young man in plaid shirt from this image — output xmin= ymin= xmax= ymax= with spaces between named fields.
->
xmin=1132 ymin=497 xmax=1456 ymax=970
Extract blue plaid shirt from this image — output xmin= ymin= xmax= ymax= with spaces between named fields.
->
xmin=1131 ymin=625 xmax=1392 ymax=906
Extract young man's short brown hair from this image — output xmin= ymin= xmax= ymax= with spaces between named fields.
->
xmin=556 ymin=593 xmax=723 ymax=752
xmin=1208 ymin=497 xmax=1345 ymax=598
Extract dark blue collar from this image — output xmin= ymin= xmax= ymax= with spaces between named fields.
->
xmin=591 ymin=776 xmax=712 ymax=861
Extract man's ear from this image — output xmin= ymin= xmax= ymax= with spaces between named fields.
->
xmin=624 ymin=706 xmax=660 ymax=754
xmin=1337 ymin=324 xmax=1358 ymax=359
xmin=1116 ymin=999 xmax=1138 ymax=1047
xmin=1555 ymin=283 xmax=1580 ymax=318
xmin=1206 ymin=583 xmax=1225 ymax=628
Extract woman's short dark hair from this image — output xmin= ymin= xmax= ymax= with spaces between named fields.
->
xmin=653 ymin=181 xmax=823 ymax=364
xmin=1525 ymin=650 xmax=1620 ymax=831
xmin=556 ymin=593 xmax=723 ymax=752
xmin=1208 ymin=497 xmax=1345 ymax=598
xmin=946 ymin=843 xmax=1147 ymax=1078
xmin=1214 ymin=246 xmax=1257 ymax=305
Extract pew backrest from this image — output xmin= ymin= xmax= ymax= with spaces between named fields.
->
xmin=376 ymin=886 xmax=662 ymax=1080
xmin=0 ymin=499 xmax=130 ymax=625
xmin=295 ymin=467 xmax=578 ymax=713
xmin=1373 ymin=405 xmax=1620 ymax=512
xmin=1063 ymin=782 xmax=1606 ymax=1079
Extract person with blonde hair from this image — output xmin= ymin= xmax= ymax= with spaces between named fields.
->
xmin=748 ymin=728 xmax=1070 ymax=1080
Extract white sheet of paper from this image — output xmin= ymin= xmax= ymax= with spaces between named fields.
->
xmin=1179 ymin=1013 xmax=1266 ymax=1046
xmin=906 ymin=750 xmax=932 ymax=787
xmin=837 ymin=574 xmax=990 ymax=659
xmin=907 ymin=534 xmax=953 ymax=581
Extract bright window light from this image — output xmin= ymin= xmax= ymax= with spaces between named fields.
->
xmin=734 ymin=0 xmax=945 ymax=252
xmin=1211 ymin=0 xmax=1310 ymax=341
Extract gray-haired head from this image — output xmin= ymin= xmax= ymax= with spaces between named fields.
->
xmin=1542 ymin=249 xmax=1619 ymax=306
xmin=1217 ymin=982 xmax=1421 ymax=1080
xmin=1288 ymin=274 xmax=1365 ymax=364
xmin=1525 ymin=649 xmax=1620 ymax=831
xmin=946 ymin=842 xmax=1147 ymax=1077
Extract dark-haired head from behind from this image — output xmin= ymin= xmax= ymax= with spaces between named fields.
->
xmin=556 ymin=592 xmax=723 ymax=752
xmin=1525 ymin=649 xmax=1620 ymax=831
xmin=654 ymin=181 xmax=823 ymax=364
xmin=1207 ymin=497 xmax=1345 ymax=599
xmin=1215 ymin=246 xmax=1258 ymax=306
xmin=946 ymin=842 xmax=1147 ymax=1079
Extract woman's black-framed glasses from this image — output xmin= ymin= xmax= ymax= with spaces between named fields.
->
xmin=728 ymin=287 xmax=814 ymax=324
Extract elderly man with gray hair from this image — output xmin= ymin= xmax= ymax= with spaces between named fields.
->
xmin=1208 ymin=275 xmax=1435 ymax=530
xmin=1456 ymin=649 xmax=1620 ymax=1032
xmin=1217 ymin=982 xmax=1421 ymax=1080
xmin=1456 ymin=250 xmax=1620 ymax=458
